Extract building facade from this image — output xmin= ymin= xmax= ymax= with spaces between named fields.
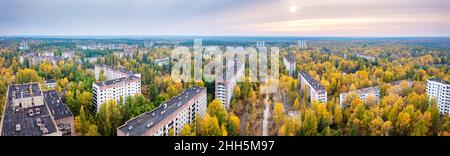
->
xmin=215 ymin=54 xmax=245 ymax=109
xmin=117 ymin=86 xmax=207 ymax=136
xmin=426 ymin=78 xmax=450 ymax=115
xmin=339 ymin=80 xmax=413 ymax=108
xmin=283 ymin=55 xmax=296 ymax=76
xmin=93 ymin=65 xmax=141 ymax=113
xmin=298 ymin=71 xmax=327 ymax=103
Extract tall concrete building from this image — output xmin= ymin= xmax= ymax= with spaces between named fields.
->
xmin=426 ymin=78 xmax=450 ymax=115
xmin=93 ymin=65 xmax=141 ymax=113
xmin=283 ymin=55 xmax=296 ymax=76
xmin=298 ymin=71 xmax=327 ymax=103
xmin=215 ymin=54 xmax=245 ymax=109
xmin=117 ymin=86 xmax=207 ymax=136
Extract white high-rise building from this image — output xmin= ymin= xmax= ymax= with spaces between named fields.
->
xmin=93 ymin=65 xmax=141 ymax=113
xmin=298 ymin=71 xmax=327 ymax=103
xmin=298 ymin=40 xmax=307 ymax=48
xmin=117 ymin=86 xmax=207 ymax=136
xmin=426 ymin=78 xmax=450 ymax=115
xmin=283 ymin=55 xmax=296 ymax=76
xmin=215 ymin=54 xmax=245 ymax=109
xmin=256 ymin=41 xmax=265 ymax=47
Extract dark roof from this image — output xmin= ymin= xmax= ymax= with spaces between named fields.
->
xmin=95 ymin=75 xmax=140 ymax=87
xmin=1 ymin=84 xmax=58 ymax=136
xmin=298 ymin=70 xmax=325 ymax=91
xmin=284 ymin=55 xmax=295 ymax=62
xmin=118 ymin=86 xmax=205 ymax=136
xmin=45 ymin=79 xmax=56 ymax=84
xmin=95 ymin=64 xmax=135 ymax=76
xmin=9 ymin=83 xmax=41 ymax=99
xmin=43 ymin=90 xmax=73 ymax=120
xmin=428 ymin=78 xmax=450 ymax=85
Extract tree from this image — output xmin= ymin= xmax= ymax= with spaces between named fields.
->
xmin=16 ymin=68 xmax=41 ymax=83
xmin=274 ymin=102 xmax=284 ymax=126
xmin=381 ymin=121 xmax=393 ymax=136
xmin=196 ymin=114 xmax=222 ymax=136
xmin=233 ymin=86 xmax=241 ymax=99
xmin=278 ymin=116 xmax=300 ymax=136
xmin=333 ymin=104 xmax=343 ymax=128
xmin=300 ymin=109 xmax=318 ymax=136
xmin=180 ymin=124 xmax=195 ymax=136
xmin=207 ymin=99 xmax=228 ymax=124
xmin=369 ymin=117 xmax=384 ymax=136
xmin=293 ymin=98 xmax=300 ymax=110
xmin=98 ymin=70 xmax=106 ymax=82
xmin=79 ymin=106 xmax=89 ymax=134
xmin=396 ymin=111 xmax=411 ymax=135
xmin=227 ymin=114 xmax=240 ymax=136
xmin=148 ymin=84 xmax=159 ymax=101
xmin=427 ymin=99 xmax=441 ymax=135
xmin=96 ymin=99 xmax=123 ymax=136
xmin=85 ymin=124 xmax=100 ymax=136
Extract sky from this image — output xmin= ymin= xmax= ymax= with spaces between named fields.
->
xmin=0 ymin=0 xmax=449 ymax=36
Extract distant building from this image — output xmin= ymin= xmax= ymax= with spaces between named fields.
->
xmin=45 ymin=79 xmax=57 ymax=89
xmin=339 ymin=80 xmax=412 ymax=108
xmin=426 ymin=78 xmax=450 ymax=115
xmin=298 ymin=71 xmax=327 ymax=103
xmin=193 ymin=38 xmax=202 ymax=49
xmin=117 ymin=86 xmax=207 ymax=136
xmin=144 ymin=40 xmax=153 ymax=48
xmin=93 ymin=65 xmax=141 ymax=113
xmin=215 ymin=55 xmax=245 ymax=109
xmin=62 ymin=51 xmax=75 ymax=59
xmin=154 ymin=57 xmax=170 ymax=66
xmin=298 ymin=40 xmax=307 ymax=48
xmin=283 ymin=55 xmax=296 ymax=76
xmin=19 ymin=40 xmax=29 ymax=50
xmin=355 ymin=53 xmax=376 ymax=61
xmin=256 ymin=41 xmax=265 ymax=47
xmin=0 ymin=83 xmax=73 ymax=136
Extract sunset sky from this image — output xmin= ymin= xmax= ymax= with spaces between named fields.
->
xmin=0 ymin=0 xmax=449 ymax=36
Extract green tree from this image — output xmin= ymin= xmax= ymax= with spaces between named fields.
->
xmin=300 ymin=109 xmax=318 ymax=136
xmin=227 ymin=114 xmax=240 ymax=136
xmin=96 ymin=99 xmax=123 ymax=136
xmin=207 ymin=99 xmax=228 ymax=124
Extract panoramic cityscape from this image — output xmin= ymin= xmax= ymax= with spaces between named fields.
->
xmin=0 ymin=0 xmax=449 ymax=138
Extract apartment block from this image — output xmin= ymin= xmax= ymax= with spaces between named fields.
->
xmin=298 ymin=71 xmax=327 ymax=103
xmin=117 ymin=86 xmax=207 ymax=136
xmin=93 ymin=65 xmax=141 ymax=113
xmin=283 ymin=55 xmax=296 ymax=76
xmin=426 ymin=78 xmax=450 ymax=115
xmin=339 ymin=80 xmax=413 ymax=108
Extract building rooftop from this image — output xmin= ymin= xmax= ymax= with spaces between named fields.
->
xmin=43 ymin=90 xmax=73 ymax=120
xmin=341 ymin=86 xmax=380 ymax=97
xmin=1 ymin=84 xmax=58 ymax=136
xmin=428 ymin=78 xmax=450 ymax=85
xmin=118 ymin=86 xmax=205 ymax=136
xmin=10 ymin=83 xmax=42 ymax=99
xmin=284 ymin=55 xmax=295 ymax=63
xmin=95 ymin=64 xmax=135 ymax=76
xmin=298 ymin=71 xmax=325 ymax=91
xmin=45 ymin=79 xmax=56 ymax=84
xmin=94 ymin=75 xmax=141 ymax=87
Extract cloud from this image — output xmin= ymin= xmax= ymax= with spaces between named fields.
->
xmin=0 ymin=0 xmax=448 ymax=36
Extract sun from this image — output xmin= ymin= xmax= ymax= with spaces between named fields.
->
xmin=289 ymin=5 xmax=297 ymax=13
